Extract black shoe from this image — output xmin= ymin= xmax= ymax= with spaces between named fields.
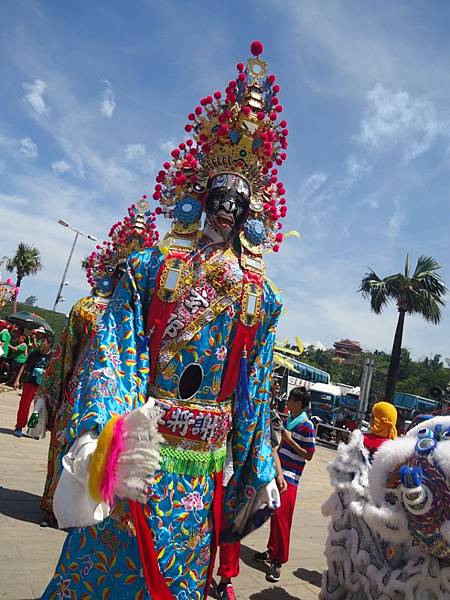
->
xmin=13 ymin=428 xmax=22 ymax=438
xmin=40 ymin=512 xmax=58 ymax=528
xmin=254 ymin=549 xmax=270 ymax=563
xmin=266 ymin=561 xmax=281 ymax=582
xmin=216 ymin=582 xmax=237 ymax=600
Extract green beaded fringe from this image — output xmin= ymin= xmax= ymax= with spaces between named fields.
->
xmin=160 ymin=444 xmax=226 ymax=476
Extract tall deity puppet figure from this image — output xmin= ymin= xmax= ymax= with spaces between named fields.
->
xmin=36 ymin=200 xmax=159 ymax=524
xmin=43 ymin=41 xmax=289 ymax=600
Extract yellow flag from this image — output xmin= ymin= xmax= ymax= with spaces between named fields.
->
xmin=295 ymin=336 xmax=304 ymax=355
xmin=284 ymin=230 xmax=301 ymax=239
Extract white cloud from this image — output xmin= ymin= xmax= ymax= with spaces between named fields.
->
xmin=22 ymin=79 xmax=50 ymax=116
xmin=345 ymin=155 xmax=372 ymax=183
xmin=298 ymin=172 xmax=328 ymax=204
xmin=19 ymin=137 xmax=38 ymax=159
xmin=357 ymin=84 xmax=444 ymax=161
xmin=51 ymin=160 xmax=71 ymax=174
xmin=281 ymin=2 xmax=450 ymax=102
xmin=0 ymin=171 xmax=112 ymax=309
xmin=160 ymin=140 xmax=176 ymax=153
xmin=124 ymin=143 xmax=146 ymax=160
xmin=388 ymin=197 xmax=406 ymax=237
xmin=0 ymin=192 xmax=28 ymax=205
xmin=304 ymin=340 xmax=328 ymax=350
xmin=100 ymin=80 xmax=116 ymax=118
xmin=360 ymin=191 xmax=380 ymax=210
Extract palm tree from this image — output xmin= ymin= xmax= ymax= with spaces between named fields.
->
xmin=24 ymin=295 xmax=38 ymax=306
xmin=6 ymin=243 xmax=42 ymax=308
xmin=359 ymin=255 xmax=447 ymax=403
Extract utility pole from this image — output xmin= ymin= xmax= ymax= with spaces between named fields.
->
xmin=53 ymin=220 xmax=97 ymax=312
xmin=358 ymin=357 xmax=374 ymax=426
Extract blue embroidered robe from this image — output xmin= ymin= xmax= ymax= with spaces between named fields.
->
xmin=43 ymin=245 xmax=282 ymax=600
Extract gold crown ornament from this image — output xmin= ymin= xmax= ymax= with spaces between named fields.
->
xmin=152 ymin=41 xmax=288 ymax=253
xmin=0 ymin=278 xmax=19 ymax=312
xmin=85 ymin=197 xmax=159 ymax=294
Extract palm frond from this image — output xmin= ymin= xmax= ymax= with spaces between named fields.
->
xmin=404 ymin=253 xmax=410 ymax=277
xmin=382 ymin=273 xmax=405 ymax=296
xmin=358 ymin=269 xmax=391 ymax=314
xmin=413 ymin=255 xmax=441 ymax=279
xmin=413 ymin=290 xmax=446 ymax=324
xmin=412 ymin=256 xmax=447 ymax=296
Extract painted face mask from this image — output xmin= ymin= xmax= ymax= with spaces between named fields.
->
xmin=205 ymin=173 xmax=250 ymax=242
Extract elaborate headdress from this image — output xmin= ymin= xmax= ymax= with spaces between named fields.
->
xmin=85 ymin=196 xmax=159 ymax=295
xmin=0 ymin=278 xmax=19 ymax=312
xmin=153 ymin=40 xmax=288 ymax=253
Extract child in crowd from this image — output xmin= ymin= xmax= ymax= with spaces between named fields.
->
xmin=255 ymin=386 xmax=316 ymax=582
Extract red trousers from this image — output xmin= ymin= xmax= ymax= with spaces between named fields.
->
xmin=217 ymin=485 xmax=240 ymax=579
xmin=218 ymin=539 xmax=240 ymax=579
xmin=15 ymin=382 xmax=38 ymax=429
xmin=267 ymin=482 xmax=298 ymax=564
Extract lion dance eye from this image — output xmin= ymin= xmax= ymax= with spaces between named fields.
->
xmin=415 ymin=429 xmax=436 ymax=455
xmin=440 ymin=428 xmax=450 ymax=441
xmin=417 ymin=428 xmax=434 ymax=439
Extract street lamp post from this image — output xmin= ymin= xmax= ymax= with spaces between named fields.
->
xmin=53 ymin=220 xmax=97 ymax=311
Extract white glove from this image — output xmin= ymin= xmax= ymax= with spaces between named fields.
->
xmin=113 ymin=398 xmax=164 ymax=504
xmin=261 ymin=478 xmax=281 ymax=510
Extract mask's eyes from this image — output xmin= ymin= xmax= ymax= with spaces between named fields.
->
xmin=417 ymin=427 xmax=434 ymax=439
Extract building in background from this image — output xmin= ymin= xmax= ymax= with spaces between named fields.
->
xmin=333 ymin=339 xmax=362 ymax=362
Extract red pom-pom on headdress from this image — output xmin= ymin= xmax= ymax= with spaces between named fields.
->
xmin=250 ymin=40 xmax=264 ymax=56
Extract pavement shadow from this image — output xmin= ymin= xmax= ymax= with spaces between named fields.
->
xmin=0 ymin=486 xmax=43 ymax=524
xmin=293 ymin=566 xmax=323 ymax=587
xmin=0 ymin=426 xmax=17 ymax=436
xmin=249 ymin=588 xmax=303 ymax=599
xmin=240 ymin=543 xmax=268 ymax=574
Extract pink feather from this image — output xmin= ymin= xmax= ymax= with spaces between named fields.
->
xmin=101 ymin=417 xmax=125 ymax=504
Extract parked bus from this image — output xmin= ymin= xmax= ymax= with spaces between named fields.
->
xmin=308 ymin=382 xmax=342 ymax=421
xmin=273 ymin=347 xmax=334 ymax=413
xmin=274 ymin=347 xmax=330 ymax=387
xmin=394 ymin=392 xmax=438 ymax=420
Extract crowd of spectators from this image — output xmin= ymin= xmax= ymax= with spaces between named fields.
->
xmin=0 ymin=319 xmax=54 ymax=436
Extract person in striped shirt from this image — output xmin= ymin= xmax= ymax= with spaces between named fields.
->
xmin=255 ymin=386 xmax=316 ymax=582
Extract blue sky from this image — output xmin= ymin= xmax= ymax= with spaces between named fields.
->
xmin=1 ymin=0 xmax=450 ymax=360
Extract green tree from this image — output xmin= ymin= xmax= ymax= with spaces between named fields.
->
xmin=359 ymin=255 xmax=447 ymax=403
xmin=6 ymin=243 xmax=42 ymax=304
xmin=24 ymin=295 xmax=38 ymax=306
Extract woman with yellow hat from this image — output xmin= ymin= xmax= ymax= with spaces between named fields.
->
xmin=363 ymin=401 xmax=398 ymax=456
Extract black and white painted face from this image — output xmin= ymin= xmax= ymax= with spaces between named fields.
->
xmin=205 ymin=174 xmax=250 ymax=242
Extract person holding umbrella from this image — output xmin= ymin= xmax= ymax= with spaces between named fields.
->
xmin=13 ymin=333 xmax=53 ymax=437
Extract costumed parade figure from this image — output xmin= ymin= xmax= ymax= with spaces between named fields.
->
xmin=43 ymin=41 xmax=289 ymax=600
xmin=321 ymin=416 xmax=450 ymax=599
xmin=34 ymin=201 xmax=159 ymax=522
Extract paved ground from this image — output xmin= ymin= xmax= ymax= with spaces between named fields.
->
xmin=0 ymin=388 xmax=335 ymax=600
